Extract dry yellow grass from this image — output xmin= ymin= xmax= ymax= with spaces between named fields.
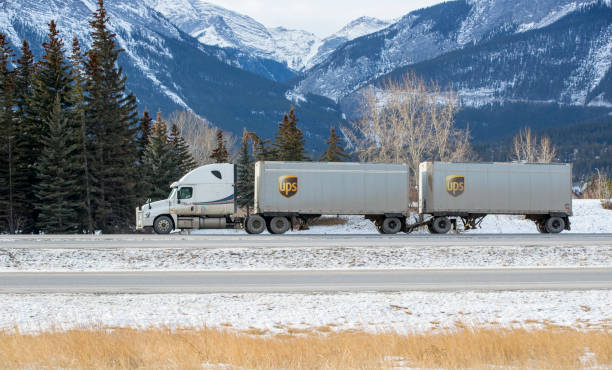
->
xmin=309 ymin=216 xmax=349 ymax=227
xmin=0 ymin=326 xmax=611 ymax=369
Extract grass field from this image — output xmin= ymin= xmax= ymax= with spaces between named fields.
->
xmin=1 ymin=326 xmax=610 ymax=368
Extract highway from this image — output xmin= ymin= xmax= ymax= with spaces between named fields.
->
xmin=2 ymin=268 xmax=612 ymax=293
xmin=3 ymin=233 xmax=612 ymax=249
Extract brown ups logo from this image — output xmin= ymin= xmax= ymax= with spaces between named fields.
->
xmin=278 ymin=175 xmax=298 ymax=198
xmin=446 ymin=175 xmax=465 ymax=197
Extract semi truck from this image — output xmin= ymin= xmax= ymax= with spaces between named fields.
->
xmin=136 ymin=161 xmax=572 ymax=235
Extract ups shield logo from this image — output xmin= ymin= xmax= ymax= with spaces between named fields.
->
xmin=446 ymin=175 xmax=465 ymax=197
xmin=278 ymin=175 xmax=298 ymax=198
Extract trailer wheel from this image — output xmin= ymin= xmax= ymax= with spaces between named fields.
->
xmin=381 ymin=217 xmax=402 ymax=234
xmin=153 ymin=215 xmax=174 ymax=234
xmin=245 ymin=215 xmax=266 ymax=234
xmin=431 ymin=217 xmax=452 ymax=234
xmin=268 ymin=216 xmax=290 ymax=234
xmin=545 ymin=216 xmax=565 ymax=234
xmin=536 ymin=222 xmax=548 ymax=234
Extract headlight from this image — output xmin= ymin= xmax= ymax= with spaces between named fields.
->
xmin=145 ymin=212 xmax=151 ymax=218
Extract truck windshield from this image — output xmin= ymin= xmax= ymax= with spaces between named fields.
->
xmin=168 ymin=188 xmax=177 ymax=200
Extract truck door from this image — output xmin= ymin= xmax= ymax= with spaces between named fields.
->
xmin=174 ymin=186 xmax=197 ymax=216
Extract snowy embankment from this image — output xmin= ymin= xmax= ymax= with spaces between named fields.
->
xmin=2 ymin=290 xmax=611 ymax=334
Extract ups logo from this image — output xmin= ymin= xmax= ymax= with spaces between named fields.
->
xmin=446 ymin=175 xmax=465 ymax=197
xmin=278 ymin=175 xmax=298 ymax=198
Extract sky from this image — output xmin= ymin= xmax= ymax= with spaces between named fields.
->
xmin=202 ymin=0 xmax=446 ymax=37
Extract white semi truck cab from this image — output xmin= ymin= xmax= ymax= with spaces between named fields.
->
xmin=136 ymin=163 xmax=237 ymax=234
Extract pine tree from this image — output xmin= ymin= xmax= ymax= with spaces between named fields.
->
xmin=274 ymin=107 xmax=307 ymax=161
xmin=236 ymin=129 xmax=254 ymax=214
xmin=320 ymin=127 xmax=349 ymax=162
xmin=141 ymin=112 xmax=176 ymax=201
xmin=13 ymin=39 xmax=36 ymax=232
xmin=169 ymin=123 xmax=196 ymax=177
xmin=27 ymin=21 xmax=77 ymax=232
xmin=0 ymin=33 xmax=17 ymax=233
xmin=137 ymin=110 xmax=152 ymax=158
xmin=85 ymin=0 xmax=140 ymax=231
xmin=210 ymin=129 xmax=229 ymax=163
xmin=34 ymin=96 xmax=82 ymax=233
xmin=70 ymin=37 xmax=94 ymax=233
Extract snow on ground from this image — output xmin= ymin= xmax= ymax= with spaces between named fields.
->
xmin=2 ymin=291 xmax=610 ymax=334
xmin=2 ymin=244 xmax=610 ymax=272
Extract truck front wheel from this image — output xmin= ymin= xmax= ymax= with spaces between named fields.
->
xmin=545 ymin=216 xmax=565 ymax=234
xmin=431 ymin=217 xmax=452 ymax=234
xmin=153 ymin=215 xmax=174 ymax=234
xmin=245 ymin=215 xmax=266 ymax=234
xmin=268 ymin=216 xmax=290 ymax=234
xmin=381 ymin=217 xmax=402 ymax=234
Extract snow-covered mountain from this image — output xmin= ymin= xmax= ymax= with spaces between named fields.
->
xmin=295 ymin=0 xmax=612 ymax=108
xmin=148 ymin=0 xmax=390 ymax=71
xmin=0 ymin=0 xmax=343 ymax=147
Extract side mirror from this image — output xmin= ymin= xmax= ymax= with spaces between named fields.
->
xmin=147 ymin=198 xmax=152 ymax=210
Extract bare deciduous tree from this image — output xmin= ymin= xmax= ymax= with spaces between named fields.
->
xmin=512 ymin=127 xmax=557 ymax=163
xmin=345 ymin=72 xmax=472 ymax=182
xmin=167 ymin=110 xmax=237 ymax=165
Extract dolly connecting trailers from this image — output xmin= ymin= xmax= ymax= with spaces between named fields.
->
xmin=136 ymin=161 xmax=572 ymax=234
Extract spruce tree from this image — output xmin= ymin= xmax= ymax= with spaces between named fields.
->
xmin=85 ymin=0 xmax=140 ymax=231
xmin=34 ymin=96 xmax=82 ymax=233
xmin=137 ymin=110 xmax=152 ymax=158
xmin=0 ymin=34 xmax=17 ymax=233
xmin=236 ymin=129 xmax=254 ymax=214
xmin=27 ymin=21 xmax=77 ymax=232
xmin=210 ymin=130 xmax=229 ymax=163
xmin=169 ymin=123 xmax=196 ymax=177
xmin=141 ymin=112 xmax=176 ymax=201
xmin=70 ymin=37 xmax=95 ymax=233
xmin=274 ymin=107 xmax=307 ymax=161
xmin=320 ymin=127 xmax=349 ymax=162
xmin=13 ymin=40 xmax=36 ymax=232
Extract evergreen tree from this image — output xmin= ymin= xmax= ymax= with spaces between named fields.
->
xmin=13 ymin=40 xmax=36 ymax=232
xmin=141 ymin=112 xmax=176 ymax=201
xmin=0 ymin=34 xmax=17 ymax=233
xmin=84 ymin=0 xmax=140 ymax=231
xmin=27 ymin=20 xmax=77 ymax=232
xmin=210 ymin=129 xmax=229 ymax=163
xmin=236 ymin=129 xmax=254 ymax=214
xmin=274 ymin=107 xmax=307 ymax=161
xmin=137 ymin=110 xmax=152 ymax=158
xmin=169 ymin=123 xmax=196 ymax=177
xmin=34 ymin=96 xmax=82 ymax=233
xmin=70 ymin=37 xmax=95 ymax=233
xmin=320 ymin=127 xmax=349 ymax=162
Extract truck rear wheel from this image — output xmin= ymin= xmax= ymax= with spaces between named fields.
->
xmin=268 ymin=216 xmax=290 ymax=234
xmin=545 ymin=216 xmax=565 ymax=234
xmin=153 ymin=215 xmax=174 ymax=234
xmin=381 ymin=217 xmax=402 ymax=234
xmin=431 ymin=217 xmax=452 ymax=234
xmin=245 ymin=215 xmax=266 ymax=234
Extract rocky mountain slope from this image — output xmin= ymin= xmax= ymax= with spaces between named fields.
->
xmin=0 ymin=0 xmax=343 ymax=148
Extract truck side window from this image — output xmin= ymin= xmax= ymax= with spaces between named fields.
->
xmin=178 ymin=187 xmax=193 ymax=199
xmin=212 ymin=170 xmax=222 ymax=180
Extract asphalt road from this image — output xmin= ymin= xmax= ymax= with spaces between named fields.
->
xmin=3 ymin=233 xmax=612 ymax=249
xmin=2 ymin=268 xmax=611 ymax=293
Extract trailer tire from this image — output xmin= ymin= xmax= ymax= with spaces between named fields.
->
xmin=245 ymin=215 xmax=266 ymax=234
xmin=381 ymin=217 xmax=402 ymax=234
xmin=153 ymin=215 xmax=174 ymax=234
xmin=268 ymin=216 xmax=290 ymax=234
xmin=431 ymin=217 xmax=452 ymax=234
xmin=537 ymin=222 xmax=548 ymax=234
xmin=545 ymin=216 xmax=565 ymax=234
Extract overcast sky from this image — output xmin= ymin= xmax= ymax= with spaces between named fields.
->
xmin=203 ymin=0 xmax=446 ymax=37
